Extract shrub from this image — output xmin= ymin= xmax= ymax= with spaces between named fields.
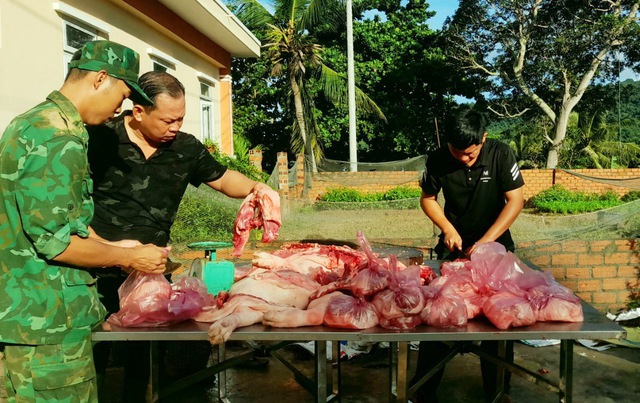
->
xmin=210 ymin=148 xmax=269 ymax=183
xmin=530 ymin=185 xmax=623 ymax=214
xmin=621 ymin=190 xmax=640 ymax=202
xmin=316 ymin=186 xmax=421 ymax=210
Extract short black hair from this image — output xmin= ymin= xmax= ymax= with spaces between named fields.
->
xmin=446 ymin=108 xmax=487 ymax=150
xmin=136 ymin=71 xmax=185 ymax=108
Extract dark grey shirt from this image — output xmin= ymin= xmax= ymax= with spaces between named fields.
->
xmin=421 ymin=138 xmax=524 ymax=251
xmin=87 ymin=112 xmax=227 ymax=246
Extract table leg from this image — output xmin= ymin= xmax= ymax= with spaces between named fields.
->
xmin=331 ymin=341 xmax=340 ymax=399
xmin=559 ymin=340 xmax=574 ymax=403
xmin=149 ymin=341 xmax=159 ymax=403
xmin=389 ymin=342 xmax=397 ymax=403
xmin=315 ymin=341 xmax=328 ymax=403
xmin=396 ymin=342 xmax=409 ymax=403
xmin=218 ymin=343 xmax=227 ymax=402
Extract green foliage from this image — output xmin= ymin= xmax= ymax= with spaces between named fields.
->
xmin=316 ymin=186 xmax=421 ymax=210
xmin=445 ymin=1 xmax=640 ymax=168
xmin=171 ymin=188 xmax=238 ymax=244
xmin=317 ymin=0 xmax=472 ymax=161
xmin=529 ymin=185 xmax=625 ymax=214
xmin=621 ymin=190 xmax=640 ymax=203
xmin=209 ymin=147 xmax=268 ymax=183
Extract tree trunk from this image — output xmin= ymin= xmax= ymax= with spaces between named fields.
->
xmin=545 ymin=108 xmax=571 ymax=169
xmin=290 ymin=76 xmax=317 ymax=172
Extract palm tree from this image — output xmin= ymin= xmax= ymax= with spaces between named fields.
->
xmin=229 ymin=0 xmax=385 ymax=171
xmin=573 ymin=110 xmax=640 ymax=168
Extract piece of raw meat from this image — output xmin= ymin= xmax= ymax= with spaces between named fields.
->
xmin=232 ymin=186 xmax=282 ymax=257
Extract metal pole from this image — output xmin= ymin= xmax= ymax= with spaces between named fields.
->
xmin=347 ymin=0 xmax=357 ymax=172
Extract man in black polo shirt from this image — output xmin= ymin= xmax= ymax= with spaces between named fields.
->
xmin=87 ymin=71 xmax=274 ymax=401
xmin=412 ymin=109 xmax=524 ymax=402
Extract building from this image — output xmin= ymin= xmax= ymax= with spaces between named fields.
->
xmin=0 ymin=0 xmax=260 ymax=156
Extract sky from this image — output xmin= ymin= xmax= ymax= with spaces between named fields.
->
xmin=425 ymin=0 xmax=459 ymax=29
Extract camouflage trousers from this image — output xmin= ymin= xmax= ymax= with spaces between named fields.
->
xmin=2 ymin=336 xmax=98 ymax=403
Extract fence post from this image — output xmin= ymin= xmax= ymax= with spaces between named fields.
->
xmin=277 ymin=152 xmax=289 ymax=199
xmin=248 ymin=149 xmax=263 ymax=172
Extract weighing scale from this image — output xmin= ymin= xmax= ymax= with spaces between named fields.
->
xmin=187 ymin=241 xmax=235 ymax=296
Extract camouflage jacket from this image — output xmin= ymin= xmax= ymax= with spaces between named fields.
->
xmin=0 ymin=91 xmax=106 ymax=345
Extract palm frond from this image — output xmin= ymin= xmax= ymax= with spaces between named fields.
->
xmin=319 ymin=65 xmax=387 ymax=121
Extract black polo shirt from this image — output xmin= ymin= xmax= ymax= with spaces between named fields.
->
xmin=420 ymin=138 xmax=524 ymax=250
xmin=87 ymin=112 xmax=227 ymax=246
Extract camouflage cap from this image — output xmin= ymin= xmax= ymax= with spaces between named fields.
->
xmin=68 ymin=40 xmax=153 ymax=105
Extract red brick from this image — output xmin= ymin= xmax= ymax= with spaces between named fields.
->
xmin=562 ymin=240 xmax=588 ymax=253
xmin=602 ymin=278 xmax=627 ymax=291
xmin=537 ymin=243 xmax=562 ymax=253
xmin=552 ymin=253 xmax=577 ymax=266
xmin=577 ymin=279 xmax=601 ymax=292
xmin=548 ymin=267 xmax=566 ymax=280
xmin=575 ymin=291 xmax=593 ymax=303
xmin=614 ymin=240 xmax=638 ymax=252
xmin=592 ymin=292 xmax=617 ymax=304
xmin=528 ymin=255 xmax=551 ymax=268
xmin=592 ymin=266 xmax=617 ymax=278
xmin=617 ymin=265 xmax=639 ymax=278
xmin=558 ymin=279 xmax=577 ymax=291
xmin=577 ymin=254 xmax=603 ymax=266
xmin=565 ymin=267 xmax=588 ymax=279
xmin=589 ymin=240 xmax=614 ymax=252
xmin=604 ymin=253 xmax=630 ymax=265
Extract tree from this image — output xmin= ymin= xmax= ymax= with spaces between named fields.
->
xmin=315 ymin=0 xmax=486 ymax=161
xmin=228 ymin=0 xmax=385 ymax=171
xmin=445 ymin=0 xmax=640 ymax=168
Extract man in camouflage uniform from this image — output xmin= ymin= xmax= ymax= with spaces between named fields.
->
xmin=0 ymin=40 xmax=169 ymax=402
xmin=88 ymin=70 xmax=275 ymax=401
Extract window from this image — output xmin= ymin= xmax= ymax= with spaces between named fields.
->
xmin=54 ymin=3 xmax=109 ymax=78
xmin=147 ymin=48 xmax=177 ymax=72
xmin=200 ymin=81 xmax=215 ymax=144
xmin=62 ymin=20 xmax=97 ymax=77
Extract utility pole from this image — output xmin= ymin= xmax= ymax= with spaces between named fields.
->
xmin=347 ymin=0 xmax=357 ymax=172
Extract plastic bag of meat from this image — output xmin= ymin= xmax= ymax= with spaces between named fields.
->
xmin=323 ymin=294 xmax=379 ymax=329
xmin=420 ymin=282 xmax=468 ymax=328
xmin=438 ymin=272 xmax=485 ymax=319
xmin=107 ymin=271 xmax=211 ymax=327
xmin=371 ymin=257 xmax=425 ymax=329
xmin=482 ymin=291 xmax=537 ymax=329
xmin=528 ymin=283 xmax=584 ymax=322
xmin=232 ymin=186 xmax=282 ymax=257
xmin=440 ymin=259 xmax=473 ymax=277
xmin=470 ymin=243 xmax=552 ymax=294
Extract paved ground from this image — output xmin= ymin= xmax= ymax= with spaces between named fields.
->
xmin=2 ymin=335 xmax=639 ymax=402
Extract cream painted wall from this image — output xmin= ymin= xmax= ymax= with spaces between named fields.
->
xmin=1 ymin=0 xmax=228 ymax=149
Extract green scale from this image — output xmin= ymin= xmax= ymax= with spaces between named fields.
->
xmin=187 ymin=241 xmax=235 ymax=296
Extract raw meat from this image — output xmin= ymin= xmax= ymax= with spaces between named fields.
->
xmin=232 ymin=186 xmax=282 ymax=257
xmin=483 ymin=291 xmax=537 ymax=330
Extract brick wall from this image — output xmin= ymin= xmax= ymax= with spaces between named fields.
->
xmin=303 ymin=171 xmax=421 ymax=201
xmin=522 ymin=168 xmax=640 ymax=200
xmin=277 ymin=165 xmax=640 ymax=201
xmin=517 ymin=239 xmax=639 ymax=312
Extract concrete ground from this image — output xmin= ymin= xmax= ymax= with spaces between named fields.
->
xmin=2 ymin=338 xmax=639 ymax=402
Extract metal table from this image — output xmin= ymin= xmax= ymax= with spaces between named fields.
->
xmin=92 ymin=300 xmax=625 ymax=403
